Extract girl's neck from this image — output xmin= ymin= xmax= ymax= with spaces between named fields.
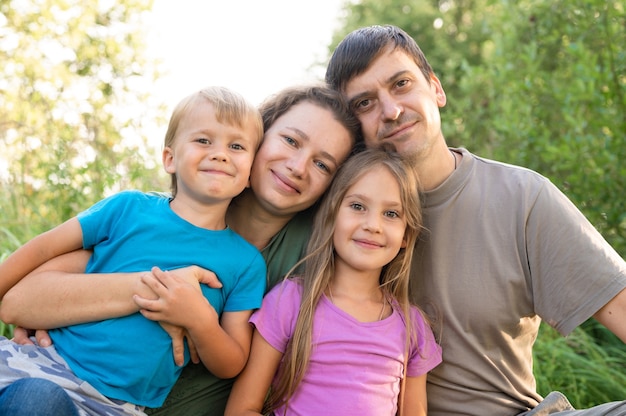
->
xmin=226 ymin=189 xmax=295 ymax=250
xmin=327 ymin=269 xmax=389 ymax=322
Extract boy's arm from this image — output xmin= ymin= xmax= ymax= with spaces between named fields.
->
xmin=400 ymin=375 xmax=428 ymax=416
xmin=0 ymin=218 xmax=84 ymax=299
xmin=135 ymin=267 xmax=252 ymax=378
xmin=224 ymin=329 xmax=283 ymax=416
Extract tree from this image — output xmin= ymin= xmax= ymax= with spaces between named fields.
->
xmin=0 ymin=0 xmax=167 ymax=247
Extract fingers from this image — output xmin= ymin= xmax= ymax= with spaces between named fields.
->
xmin=11 ymin=326 xmax=35 ymax=345
xmin=35 ymin=329 xmax=52 ymax=347
xmin=187 ymin=336 xmax=200 ymax=364
xmin=198 ymin=268 xmax=222 ymax=288
xmin=134 ymin=294 xmax=160 ymax=313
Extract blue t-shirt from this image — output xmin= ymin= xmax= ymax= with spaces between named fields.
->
xmin=49 ymin=190 xmax=266 ymax=407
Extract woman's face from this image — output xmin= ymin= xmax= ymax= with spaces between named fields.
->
xmin=250 ymin=101 xmax=353 ymax=216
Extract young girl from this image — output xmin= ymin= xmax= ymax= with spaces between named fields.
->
xmin=225 ymin=148 xmax=442 ymax=416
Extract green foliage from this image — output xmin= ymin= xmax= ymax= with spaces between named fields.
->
xmin=534 ymin=321 xmax=626 ymax=407
xmin=331 ymin=0 xmax=626 ymax=407
xmin=0 ymin=0 xmax=168 ymax=241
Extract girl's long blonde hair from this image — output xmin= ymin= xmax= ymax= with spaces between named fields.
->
xmin=264 ymin=148 xmax=424 ymax=415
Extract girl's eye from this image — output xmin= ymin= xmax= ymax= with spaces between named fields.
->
xmin=349 ymin=202 xmax=365 ymax=211
xmin=384 ymin=210 xmax=401 ymax=218
xmin=230 ymin=143 xmax=244 ymax=151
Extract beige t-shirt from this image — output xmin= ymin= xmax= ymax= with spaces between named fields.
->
xmin=411 ymin=148 xmax=626 ymax=415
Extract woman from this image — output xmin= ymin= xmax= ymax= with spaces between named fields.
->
xmin=0 ymin=84 xmax=361 ymax=415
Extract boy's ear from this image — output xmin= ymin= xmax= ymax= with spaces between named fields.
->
xmin=163 ymin=147 xmax=175 ymax=173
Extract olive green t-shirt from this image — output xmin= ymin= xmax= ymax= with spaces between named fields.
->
xmin=145 ymin=209 xmax=313 ymax=415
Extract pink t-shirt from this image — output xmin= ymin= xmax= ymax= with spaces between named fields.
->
xmin=250 ymin=278 xmax=442 ymax=416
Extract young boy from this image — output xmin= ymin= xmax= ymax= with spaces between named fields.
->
xmin=0 ymin=86 xmax=267 ymax=415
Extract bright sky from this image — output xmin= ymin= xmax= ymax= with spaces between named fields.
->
xmin=146 ymin=0 xmax=347 ymax=110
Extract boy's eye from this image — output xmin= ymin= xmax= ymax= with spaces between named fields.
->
xmin=196 ymin=138 xmax=210 ymax=144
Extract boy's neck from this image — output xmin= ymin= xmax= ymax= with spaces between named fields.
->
xmin=226 ymin=190 xmax=294 ymax=250
xmin=169 ymin=196 xmax=230 ymax=230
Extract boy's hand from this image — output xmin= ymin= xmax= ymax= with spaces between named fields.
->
xmin=169 ymin=265 xmax=222 ymax=288
xmin=134 ymin=267 xmax=219 ymax=364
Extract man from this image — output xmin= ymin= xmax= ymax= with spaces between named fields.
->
xmin=325 ymin=24 xmax=626 ymax=415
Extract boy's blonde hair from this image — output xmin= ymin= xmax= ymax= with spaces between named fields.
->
xmin=163 ymin=86 xmax=263 ymax=196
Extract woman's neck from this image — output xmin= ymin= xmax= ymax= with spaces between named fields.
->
xmin=226 ymin=189 xmax=294 ymax=250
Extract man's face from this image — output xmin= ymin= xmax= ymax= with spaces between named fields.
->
xmin=343 ymin=47 xmax=446 ymax=157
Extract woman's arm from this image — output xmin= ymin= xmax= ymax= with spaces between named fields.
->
xmin=0 ymin=249 xmax=144 ymax=328
xmin=401 ymin=375 xmax=428 ymax=416
xmin=0 ymin=218 xmax=83 ymax=298
xmin=0 ymin=250 xmax=222 ymax=329
xmin=224 ymin=329 xmax=283 ymax=416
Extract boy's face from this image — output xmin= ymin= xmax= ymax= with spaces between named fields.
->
xmin=163 ymin=99 xmax=258 ymax=203
xmin=342 ymin=47 xmax=446 ymax=158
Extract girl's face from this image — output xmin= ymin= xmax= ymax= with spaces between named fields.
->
xmin=333 ymin=165 xmax=407 ymax=275
xmin=250 ymin=102 xmax=353 ymax=216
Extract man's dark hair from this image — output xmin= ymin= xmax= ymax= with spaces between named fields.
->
xmin=325 ymin=25 xmax=434 ymax=92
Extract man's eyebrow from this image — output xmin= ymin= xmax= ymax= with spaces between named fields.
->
xmin=347 ymin=70 xmax=413 ymax=105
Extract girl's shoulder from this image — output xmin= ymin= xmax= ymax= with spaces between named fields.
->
xmin=264 ymin=277 xmax=304 ymax=305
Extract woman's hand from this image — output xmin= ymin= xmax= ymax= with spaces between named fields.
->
xmin=11 ymin=327 xmax=52 ymax=347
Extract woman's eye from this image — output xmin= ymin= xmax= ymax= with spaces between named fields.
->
xmin=315 ymin=160 xmax=330 ymax=173
xmin=284 ymin=136 xmax=297 ymax=146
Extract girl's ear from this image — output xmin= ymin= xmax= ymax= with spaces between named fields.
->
xmin=400 ymin=233 xmax=408 ymax=249
xmin=163 ymin=147 xmax=175 ymax=173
